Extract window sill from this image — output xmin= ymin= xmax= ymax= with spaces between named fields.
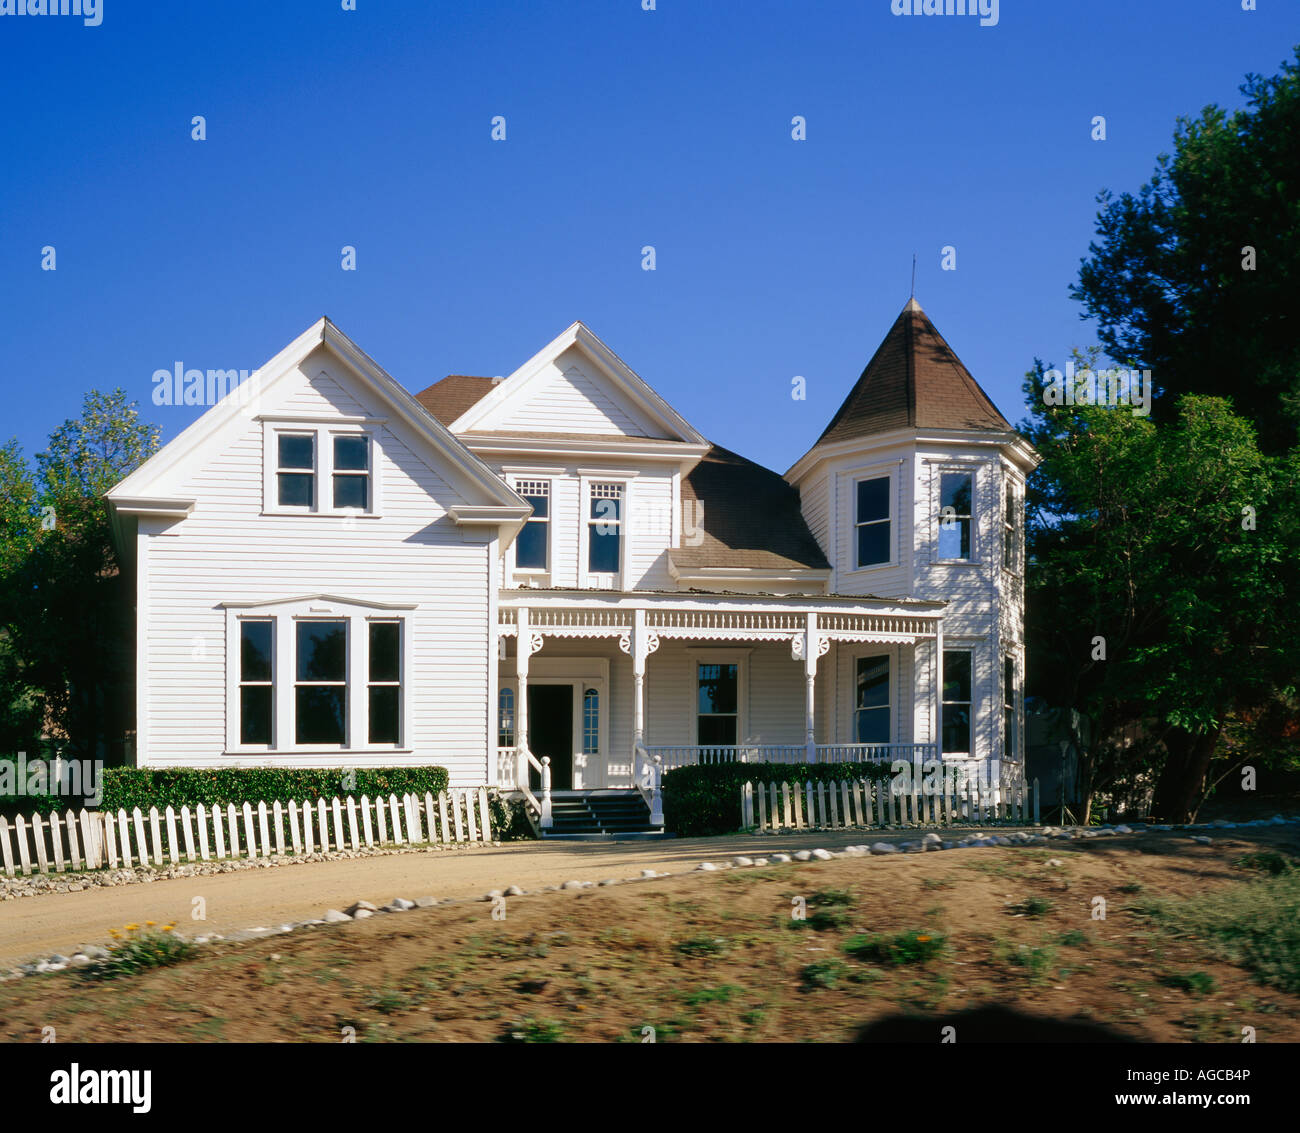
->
xmin=261 ymin=510 xmax=383 ymax=519
xmin=846 ymin=561 xmax=897 ymax=574
xmin=223 ymin=748 xmax=413 ymax=758
xmin=931 ymin=559 xmax=983 ymax=567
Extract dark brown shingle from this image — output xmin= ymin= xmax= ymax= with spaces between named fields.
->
xmin=817 ymin=298 xmax=1011 ymax=445
xmin=413 ymin=375 xmax=499 ymax=426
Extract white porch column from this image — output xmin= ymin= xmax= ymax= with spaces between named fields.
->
xmin=626 ymin=608 xmax=659 ymax=780
xmin=800 ymin=611 xmax=823 ymax=763
xmin=932 ymin=620 xmax=944 ymax=759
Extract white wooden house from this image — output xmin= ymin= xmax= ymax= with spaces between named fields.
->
xmin=106 ymin=300 xmax=1037 ymax=833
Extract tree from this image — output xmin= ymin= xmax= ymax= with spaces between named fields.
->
xmin=0 ymin=390 xmax=159 ymax=761
xmin=1020 ymin=357 xmax=1299 ymax=822
xmin=1073 ymin=48 xmax=1300 ymax=455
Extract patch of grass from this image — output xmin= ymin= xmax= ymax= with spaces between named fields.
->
xmin=799 ymin=960 xmax=848 ymax=990
xmin=790 ymin=907 xmax=852 ymax=932
xmin=365 ymin=989 xmax=408 ymax=1015
xmin=675 ymin=934 xmax=729 ymax=958
xmin=82 ymin=926 xmax=196 ymax=981
xmin=1235 ymin=851 xmax=1294 ymax=876
xmin=1160 ymin=971 xmax=1217 ymax=996
xmin=1132 ymin=869 xmax=1300 ymax=993
xmin=996 ymin=940 xmax=1057 ymax=982
xmin=1057 ymin=930 xmax=1090 ymax=948
xmin=683 ymin=984 xmax=742 ymax=1007
xmin=1118 ymin=882 xmax=1143 ymax=894
xmin=808 ymin=888 xmax=855 ymax=907
xmin=1007 ymin=896 xmax=1054 ymax=917
xmin=921 ymin=877 xmax=955 ymax=891
xmin=500 ymin=1017 xmax=566 ymax=1043
xmin=843 ymin=930 xmax=944 ymax=967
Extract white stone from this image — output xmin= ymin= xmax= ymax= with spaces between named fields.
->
xmin=696 ymin=862 xmax=719 ymax=871
xmin=505 ymin=885 xmax=525 ymax=897
xmin=352 ymin=909 xmax=374 ymax=919
xmin=770 ymin=853 xmax=792 ymax=863
xmin=344 ymin=900 xmax=378 ymax=916
xmin=414 ymin=896 xmax=437 ymax=908
xmin=793 ymin=850 xmax=813 ymax=862
xmin=733 ymin=856 xmax=754 ymax=867
xmin=390 ymin=897 xmax=416 ymax=910
xmin=562 ymin=879 xmax=585 ymax=889
xmin=811 ymin=849 xmax=834 ymax=861
xmin=870 ymin=842 xmax=900 ymax=855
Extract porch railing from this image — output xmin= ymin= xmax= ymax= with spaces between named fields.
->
xmin=497 ymin=746 xmax=551 ymax=830
xmin=643 ymin=742 xmax=936 ymax=773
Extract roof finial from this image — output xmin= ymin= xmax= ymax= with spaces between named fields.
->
xmin=910 ymin=253 xmax=917 ymax=299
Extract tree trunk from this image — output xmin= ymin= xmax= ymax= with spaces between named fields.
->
xmin=1150 ymin=723 xmax=1223 ymax=823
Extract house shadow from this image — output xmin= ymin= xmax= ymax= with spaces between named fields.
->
xmin=853 ymin=1004 xmax=1141 ymax=1043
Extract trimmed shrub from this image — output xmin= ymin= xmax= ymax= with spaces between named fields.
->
xmin=2 ymin=765 xmax=450 ymax=817
xmin=662 ymin=761 xmax=894 ymax=837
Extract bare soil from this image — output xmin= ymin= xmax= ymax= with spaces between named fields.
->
xmin=1 ymin=827 xmax=1297 ymax=1043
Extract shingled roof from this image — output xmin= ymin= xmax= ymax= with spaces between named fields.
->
xmin=413 ymin=374 xmax=499 ymax=426
xmin=671 ymin=445 xmax=831 ymax=572
xmin=817 ymin=298 xmax=1011 ymax=446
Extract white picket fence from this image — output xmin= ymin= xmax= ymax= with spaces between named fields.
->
xmin=742 ymin=773 xmax=1040 ymax=833
xmin=0 ymin=789 xmax=494 ymax=879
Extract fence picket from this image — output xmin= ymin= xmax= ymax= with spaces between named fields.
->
xmin=437 ymin=792 xmax=450 ymax=844
xmin=164 ymin=806 xmax=179 ymax=865
xmin=15 ymin=816 xmax=32 ymax=875
xmin=450 ymin=792 xmax=464 ymax=843
xmin=332 ymin=798 xmax=346 ymax=850
xmin=259 ymin=802 xmax=272 ymax=857
xmin=478 ymin=787 xmax=492 ymax=842
xmin=464 ymin=791 xmax=477 ymax=842
xmin=317 ymin=799 xmax=330 ymax=853
xmin=285 ymin=801 xmax=300 ymax=854
xmin=423 ymin=793 xmax=437 ymax=843
xmin=273 ymin=801 xmax=286 ymax=856
xmin=347 ymin=797 xmax=361 ymax=850
xmin=742 ymin=782 xmax=754 ymax=828
xmin=374 ymin=795 xmax=387 ymax=844
xmin=0 ymin=817 xmax=14 ymax=877
xmin=50 ymin=813 xmax=66 ymax=873
xmin=180 ymin=806 xmax=196 ymax=863
xmin=32 ymin=814 xmax=50 ymax=874
xmin=755 ymin=783 xmax=767 ymax=832
xmin=361 ymin=794 xmax=375 ymax=846
xmin=223 ymin=804 xmax=238 ymax=859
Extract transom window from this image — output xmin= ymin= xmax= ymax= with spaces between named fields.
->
xmin=588 ymin=482 xmax=623 ymax=575
xmin=367 ymin=621 xmax=401 ymax=745
xmin=333 ymin=435 xmax=371 ymax=510
xmin=239 ymin=620 xmax=274 ymax=746
xmin=277 ymin=433 xmax=316 ymax=508
xmin=941 ymin=649 xmax=972 ymax=755
xmin=697 ymin=663 xmax=738 ymax=747
xmin=295 ymin=620 xmax=348 ymax=745
xmin=938 ymin=471 xmax=973 ymax=560
xmin=515 ymin=479 xmax=551 ymax=570
xmin=854 ymin=656 xmax=890 ymax=744
xmin=855 ymin=477 xmax=891 ymax=567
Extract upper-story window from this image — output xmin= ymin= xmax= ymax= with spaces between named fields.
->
xmin=588 ymin=482 xmax=623 ymax=575
xmin=277 ymin=434 xmax=316 ymax=508
xmin=1003 ymin=478 xmax=1021 ymax=572
xmin=265 ymin=423 xmax=379 ymax=516
xmin=938 ymin=471 xmax=973 ymax=560
xmin=332 ymin=435 xmax=371 ymax=510
xmin=855 ymin=476 xmax=891 ymax=567
xmin=515 ymin=479 xmax=551 ymax=570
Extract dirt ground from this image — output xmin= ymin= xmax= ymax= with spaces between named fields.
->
xmin=1 ymin=826 xmax=1297 ymax=1043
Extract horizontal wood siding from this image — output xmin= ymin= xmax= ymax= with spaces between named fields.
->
xmin=140 ymin=357 xmax=493 ymax=786
xmin=495 ymin=349 xmax=655 ymax=436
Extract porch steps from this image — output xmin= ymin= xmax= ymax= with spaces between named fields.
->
xmin=542 ymin=790 xmax=665 ymax=839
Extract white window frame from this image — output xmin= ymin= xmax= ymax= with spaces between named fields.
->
xmin=851 ymin=651 xmax=892 ymax=746
xmin=511 ymin=477 xmax=552 ymax=579
xmin=1002 ymin=474 xmax=1022 ymax=575
xmin=851 ymin=471 xmax=894 ymax=571
xmin=940 ymin=646 xmax=974 ymax=758
xmin=223 ymin=596 xmax=413 ymax=755
xmin=932 ymin=463 xmax=980 ymax=565
xmin=261 ymin=418 xmax=383 ymax=518
xmin=579 ymin=475 xmax=629 ymax=589
xmin=687 ymin=648 xmax=750 ymax=748
xmin=1002 ymin=652 xmax=1020 ymax=762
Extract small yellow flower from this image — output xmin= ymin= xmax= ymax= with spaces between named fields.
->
xmin=145 ymin=920 xmax=156 ymax=927
xmin=162 ymin=924 xmax=175 ymax=932
xmin=916 ymin=935 xmax=931 ymax=943
xmin=124 ymin=923 xmax=139 ymax=932
xmin=108 ymin=929 xmax=120 ymax=938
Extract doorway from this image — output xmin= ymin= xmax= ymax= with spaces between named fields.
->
xmin=528 ymin=684 xmax=573 ymax=790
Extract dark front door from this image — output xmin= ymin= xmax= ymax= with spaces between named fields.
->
xmin=528 ymin=684 xmax=573 ymax=791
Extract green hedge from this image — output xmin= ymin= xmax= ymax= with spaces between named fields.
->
xmin=662 ymin=761 xmax=895 ymax=837
xmin=1 ymin=765 xmax=450 ymax=817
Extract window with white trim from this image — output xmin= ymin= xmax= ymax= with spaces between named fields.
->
xmin=1003 ymin=655 xmax=1017 ymax=761
xmin=588 ymin=482 xmax=623 ymax=575
xmin=942 ymin=649 xmax=972 ymax=755
xmin=276 ymin=433 xmax=316 ymax=508
xmin=582 ymin=687 xmax=599 ymax=755
xmin=332 ymin=434 xmax=371 ymax=510
xmin=855 ymin=476 xmax=891 ymax=567
xmin=239 ymin=620 xmax=274 ymax=746
xmin=1003 ymin=478 xmax=1021 ymax=572
xmin=854 ymin=655 xmax=890 ymax=744
xmin=367 ymin=621 xmax=401 ymax=745
xmin=498 ymin=686 xmax=515 ymax=747
xmin=697 ymin=662 xmax=738 ymax=747
xmin=295 ymin=620 xmax=348 ymax=745
xmin=938 ymin=471 xmax=973 ymax=560
xmin=514 ymin=479 xmax=550 ymax=570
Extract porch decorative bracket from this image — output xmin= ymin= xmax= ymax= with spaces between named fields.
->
xmin=817 ymin=635 xmax=830 ymax=658
xmin=527 ymin=632 xmax=545 ymax=656
xmin=790 ymin=633 xmax=804 ymax=661
xmin=644 ymin=631 xmax=660 ymax=656
xmin=618 ymin=632 xmax=632 ymax=655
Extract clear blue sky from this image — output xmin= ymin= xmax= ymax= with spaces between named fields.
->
xmin=1 ymin=1 xmax=1293 ymax=476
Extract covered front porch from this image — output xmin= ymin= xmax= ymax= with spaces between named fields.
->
xmin=492 ymin=591 xmax=946 ymax=828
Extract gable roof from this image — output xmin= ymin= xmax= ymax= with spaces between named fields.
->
xmin=670 ymin=445 xmax=831 ymax=574
xmin=443 ymin=321 xmax=710 ymax=446
xmin=414 ymin=375 xmax=499 ymax=426
xmin=106 ymin=319 xmax=530 ymax=541
xmin=816 ymin=298 xmax=1012 ymax=446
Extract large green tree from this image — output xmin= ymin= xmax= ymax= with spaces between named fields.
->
xmin=1072 ymin=48 xmax=1300 ymax=455
xmin=1021 ymin=357 xmax=1300 ymax=822
xmin=0 ymin=391 xmax=158 ymax=761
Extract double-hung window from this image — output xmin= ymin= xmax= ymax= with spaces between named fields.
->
xmin=367 ymin=621 xmax=401 ymax=745
xmin=515 ymin=479 xmax=551 ymax=570
xmin=588 ymin=482 xmax=623 ymax=575
xmin=277 ymin=434 xmax=316 ymax=508
xmin=855 ymin=476 xmax=891 ymax=567
xmin=1003 ymin=656 xmax=1017 ymax=760
xmin=333 ymin=435 xmax=371 ymax=510
xmin=697 ymin=663 xmax=738 ymax=747
xmin=582 ymin=688 xmax=599 ymax=755
xmin=941 ymin=649 xmax=972 ymax=756
xmin=938 ymin=471 xmax=973 ymax=560
xmin=239 ymin=620 xmax=274 ymax=745
xmin=295 ymin=620 xmax=348 ymax=745
xmin=1003 ymin=478 xmax=1020 ymax=572
xmin=854 ymin=656 xmax=890 ymax=744
xmin=498 ymin=687 xmax=516 ymax=748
